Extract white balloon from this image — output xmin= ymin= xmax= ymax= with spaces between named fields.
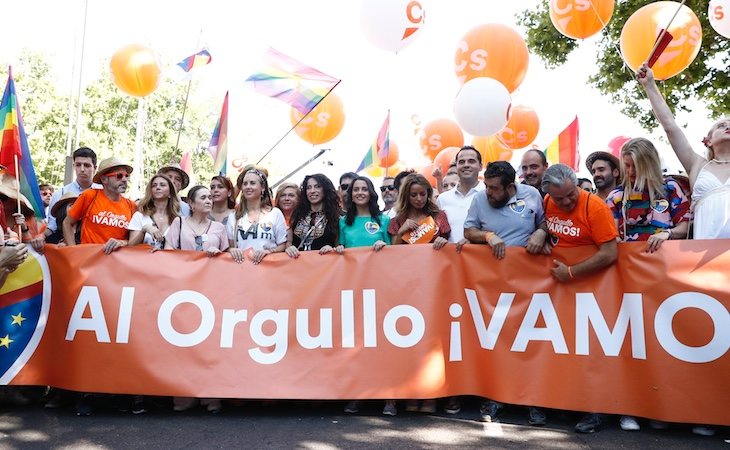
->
xmin=453 ymin=78 xmax=512 ymax=137
xmin=360 ymin=0 xmax=427 ymax=53
xmin=709 ymin=0 xmax=730 ymax=38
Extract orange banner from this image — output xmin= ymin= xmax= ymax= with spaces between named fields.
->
xmin=3 ymin=241 xmax=729 ymax=426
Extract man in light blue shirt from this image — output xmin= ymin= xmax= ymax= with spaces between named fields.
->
xmin=32 ymin=147 xmax=101 ymax=250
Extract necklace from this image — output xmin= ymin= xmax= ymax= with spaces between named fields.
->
xmin=186 ymin=217 xmax=210 ymax=236
xmin=712 ymin=158 xmax=730 ymax=164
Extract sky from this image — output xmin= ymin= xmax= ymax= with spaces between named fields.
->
xmin=2 ymin=0 xmax=715 ymax=188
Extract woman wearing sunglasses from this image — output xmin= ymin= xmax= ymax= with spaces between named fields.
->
xmin=165 ymin=185 xmax=229 ymax=256
xmin=286 ymin=174 xmax=340 ymax=258
xmin=128 ymin=174 xmax=180 ymax=249
xmin=227 ymin=168 xmax=287 ymax=265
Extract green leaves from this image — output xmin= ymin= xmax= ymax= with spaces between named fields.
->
xmin=517 ymin=0 xmax=730 ymax=130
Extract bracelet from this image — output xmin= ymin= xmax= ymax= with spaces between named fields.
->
xmin=665 ymin=228 xmax=672 ymax=239
xmin=485 ymin=231 xmax=495 ymax=242
xmin=568 ymin=265 xmax=575 ymax=279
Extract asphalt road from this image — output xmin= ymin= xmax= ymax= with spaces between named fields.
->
xmin=0 ymin=397 xmax=727 ymax=449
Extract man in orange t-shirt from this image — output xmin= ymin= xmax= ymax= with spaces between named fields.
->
xmin=541 ymin=164 xmax=618 ymax=283
xmin=64 ymin=157 xmax=136 ymax=255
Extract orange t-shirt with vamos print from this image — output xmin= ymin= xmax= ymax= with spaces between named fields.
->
xmin=543 ymin=188 xmax=618 ymax=248
xmin=68 ymin=189 xmax=137 ymax=244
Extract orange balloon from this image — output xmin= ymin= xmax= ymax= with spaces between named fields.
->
xmin=418 ymin=118 xmax=464 ymax=161
xmin=472 ymin=135 xmax=514 ymax=165
xmin=377 ymin=141 xmax=400 ymax=168
xmin=109 ymin=44 xmax=161 ymax=97
xmin=454 ymin=24 xmax=529 ymax=92
xmin=432 ymin=146 xmax=460 ymax=176
xmin=290 ymin=93 xmax=345 ymax=145
xmin=550 ymin=0 xmax=615 ymax=40
xmin=418 ymin=164 xmax=438 ymax=187
xmin=496 ymin=105 xmax=540 ymax=150
xmin=620 ymin=2 xmax=702 ymax=80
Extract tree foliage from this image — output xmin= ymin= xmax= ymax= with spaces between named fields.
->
xmin=517 ymin=0 xmax=730 ymax=129
xmin=2 ymin=50 xmax=216 ymax=191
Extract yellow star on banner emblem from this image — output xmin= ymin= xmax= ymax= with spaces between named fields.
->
xmin=0 ymin=335 xmax=13 ymax=348
xmin=10 ymin=313 xmax=25 ymax=326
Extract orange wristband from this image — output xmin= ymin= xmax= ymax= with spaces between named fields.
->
xmin=485 ymin=231 xmax=495 ymax=242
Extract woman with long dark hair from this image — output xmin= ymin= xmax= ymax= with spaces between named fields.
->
xmin=388 ymin=173 xmax=450 ymax=249
xmin=286 ymin=174 xmax=340 ymax=257
xmin=337 ymin=177 xmax=389 ymax=251
xmin=209 ymin=175 xmax=236 ymax=225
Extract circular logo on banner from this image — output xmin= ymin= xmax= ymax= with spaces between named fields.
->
xmin=403 ymin=216 xmax=439 ymax=245
xmin=364 ymin=221 xmax=380 ymax=235
xmin=652 ymin=199 xmax=669 ymax=214
xmin=0 ymin=250 xmax=51 ymax=384
xmin=509 ymin=199 xmax=526 ymax=214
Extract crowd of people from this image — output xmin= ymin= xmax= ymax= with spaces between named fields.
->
xmin=0 ymin=65 xmax=726 ymax=436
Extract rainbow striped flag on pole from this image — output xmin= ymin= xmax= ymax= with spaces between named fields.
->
xmin=0 ymin=68 xmax=45 ymax=220
xmin=207 ymin=92 xmax=228 ymax=175
xmin=245 ymin=48 xmax=340 ymax=116
xmin=544 ymin=116 xmax=579 ymax=171
xmin=177 ymin=49 xmax=212 ymax=72
xmin=357 ymin=112 xmax=390 ymax=172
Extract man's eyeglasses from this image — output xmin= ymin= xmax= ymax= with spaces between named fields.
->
xmin=340 ymin=183 xmax=350 ymax=191
xmin=105 ymin=171 xmax=130 ymax=180
xmin=380 ymin=186 xmax=396 ymax=192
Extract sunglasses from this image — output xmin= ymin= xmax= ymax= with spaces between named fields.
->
xmin=105 ymin=171 xmax=130 ymax=180
xmin=194 ymin=235 xmax=204 ymax=251
xmin=380 ymin=186 xmax=396 ymax=192
xmin=340 ymin=183 xmax=350 ymax=191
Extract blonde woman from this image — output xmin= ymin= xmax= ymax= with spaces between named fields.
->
xmin=227 ymin=168 xmax=288 ymax=265
xmin=605 ymin=138 xmax=690 ymax=253
xmin=128 ymin=174 xmax=180 ymax=248
xmin=274 ymin=182 xmax=300 ymax=227
xmin=638 ymin=63 xmax=730 ymax=240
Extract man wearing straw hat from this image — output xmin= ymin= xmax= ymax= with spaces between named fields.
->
xmin=64 ymin=157 xmax=137 ymax=255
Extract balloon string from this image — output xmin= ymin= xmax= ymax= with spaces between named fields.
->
xmin=587 ymin=0 xmax=635 ymax=80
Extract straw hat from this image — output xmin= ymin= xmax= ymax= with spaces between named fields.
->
xmin=0 ymin=173 xmax=34 ymax=213
xmin=157 ymin=163 xmax=190 ymax=190
xmin=93 ymin=157 xmax=133 ymax=184
xmin=585 ymin=151 xmax=621 ymax=174
xmin=51 ymin=191 xmax=79 ymax=218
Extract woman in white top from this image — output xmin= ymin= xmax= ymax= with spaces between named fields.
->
xmin=638 ymin=63 xmax=730 ymax=239
xmin=227 ymin=168 xmax=288 ymax=265
xmin=128 ymin=174 xmax=180 ymax=248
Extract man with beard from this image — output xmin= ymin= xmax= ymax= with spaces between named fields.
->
xmin=463 ymin=161 xmax=548 ymax=426
xmin=520 ymin=149 xmax=549 ymax=197
xmin=585 ymin=151 xmax=621 ymax=200
xmin=437 ymin=146 xmax=485 ymax=246
xmin=380 ymin=176 xmax=398 ymax=217
xmin=64 ymin=157 xmax=137 ymax=255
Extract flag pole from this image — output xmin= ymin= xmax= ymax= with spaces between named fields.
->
xmin=174 ymin=29 xmax=203 ymax=157
xmin=271 ymin=148 xmax=330 ymax=189
xmin=13 ymin=154 xmax=21 ymax=238
xmin=255 ymin=80 xmax=341 ymax=165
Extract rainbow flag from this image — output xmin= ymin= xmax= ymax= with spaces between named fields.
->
xmin=207 ymin=92 xmax=228 ymax=175
xmin=0 ymin=68 xmax=44 ymax=220
xmin=357 ymin=112 xmax=389 ymax=172
xmin=179 ymin=151 xmax=193 ymax=181
xmin=177 ymin=49 xmax=212 ymax=72
xmin=245 ymin=48 xmax=340 ymax=116
xmin=544 ymin=116 xmax=580 ymax=171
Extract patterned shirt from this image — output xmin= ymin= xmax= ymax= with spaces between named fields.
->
xmin=606 ymin=180 xmax=691 ymax=242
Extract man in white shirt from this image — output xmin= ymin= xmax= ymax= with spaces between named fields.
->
xmin=437 ymin=146 xmax=484 ymax=246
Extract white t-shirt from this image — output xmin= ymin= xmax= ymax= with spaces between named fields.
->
xmin=437 ymin=183 xmax=485 ymax=243
xmin=226 ymin=207 xmax=288 ymax=251
xmin=127 ymin=211 xmax=170 ymax=246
